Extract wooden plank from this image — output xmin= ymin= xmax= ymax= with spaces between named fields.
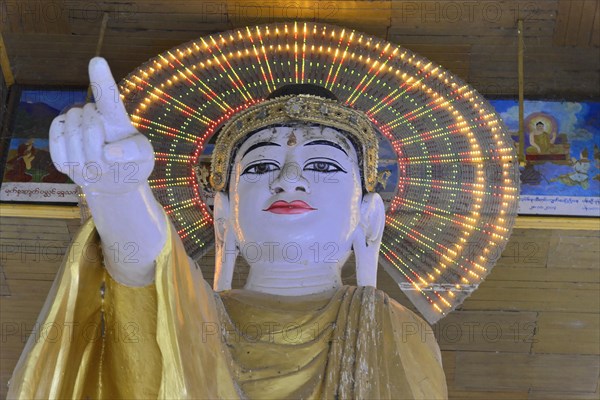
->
xmin=488 ymin=266 xmax=599 ymax=284
xmin=229 ymin=0 xmax=392 ymax=29
xmin=1 ymin=272 xmax=57 ymax=281
xmin=2 ymin=38 xmax=174 ymax=59
xmin=0 ymin=216 xmax=75 ymax=227
xmin=0 ymin=204 xmax=80 ymax=219
xmin=434 ymin=311 xmax=536 ymax=353
xmin=0 ymin=275 xmax=54 ymax=400
xmin=443 ymin=351 xmax=537 ymax=398
xmin=495 ymin=229 xmax=551 ymax=268
xmin=565 ymin=0 xmax=585 ymax=46
xmin=592 ymin=0 xmax=600 ymax=47
xmin=0 ymin=238 xmax=69 ymax=250
xmin=463 ymin=285 xmax=599 ymax=313
xmin=553 ymin=0 xmax=572 ymax=46
xmin=61 ymin=0 xmax=392 ymax=22
xmin=440 ymin=350 xmax=455 ymax=382
xmin=577 ymin=0 xmax=598 ymax=46
xmin=477 ymin=280 xmax=598 ymax=290
xmin=472 ymin=43 xmax=597 ymax=54
xmin=0 ymin=1 xmax=9 ymax=32
xmin=2 ymin=31 xmax=175 ymax=48
xmin=3 ymin=253 xmax=65 ymax=269
xmin=0 ymin=229 xmax=72 ymax=240
xmin=533 ymin=312 xmax=600 ymax=355
xmin=1 ymin=0 xmax=24 ymax=34
xmin=389 ymin=33 xmax=519 ymax=46
xmin=42 ymin=0 xmax=71 ymax=35
xmin=475 ymin=68 xmax=598 ymax=80
xmin=16 ymin=0 xmax=40 ymax=34
xmin=391 ymin=0 xmax=557 ymax=26
xmin=403 ymin=45 xmax=471 ymax=62
xmin=449 ymin=389 xmax=530 ymax=400
xmin=0 ymin=279 xmax=53 ymax=295
xmin=455 ymin=352 xmax=599 ymax=392
xmin=389 ymin=25 xmax=555 ymax=39
xmin=69 ymin=16 xmax=230 ymax=38
xmin=494 ymin=246 xmax=547 ymax=268
xmin=529 ymin=383 xmax=599 ymax=399
xmin=470 ymin=53 xmax=594 ymax=66
xmin=67 ymin=3 xmax=392 ymax=38
xmin=547 ymin=231 xmax=600 ymax=269
xmin=0 ymin=265 xmax=9 ymax=296
xmin=470 ymin=48 xmax=600 ymax=65
xmin=1 ymin=255 xmax=64 ymax=268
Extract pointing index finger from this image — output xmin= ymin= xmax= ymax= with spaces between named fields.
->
xmin=89 ymin=57 xmax=135 ymax=142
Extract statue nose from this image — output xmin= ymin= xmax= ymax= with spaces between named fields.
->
xmin=270 ymin=162 xmax=310 ymax=194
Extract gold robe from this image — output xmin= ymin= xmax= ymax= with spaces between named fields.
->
xmin=8 ymin=219 xmax=447 ymax=399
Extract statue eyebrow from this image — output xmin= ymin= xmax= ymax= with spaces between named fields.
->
xmin=304 ymin=140 xmax=348 ymax=156
xmin=242 ymin=141 xmax=281 ymax=159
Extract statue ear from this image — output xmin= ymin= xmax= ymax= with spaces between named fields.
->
xmin=352 ymin=193 xmax=385 ymax=287
xmin=213 ymin=191 xmax=238 ymax=291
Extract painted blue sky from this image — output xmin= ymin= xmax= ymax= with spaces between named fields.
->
xmin=20 ymin=89 xmax=87 ymax=113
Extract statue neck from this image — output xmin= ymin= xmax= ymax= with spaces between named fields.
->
xmin=244 ymin=262 xmax=344 ymax=296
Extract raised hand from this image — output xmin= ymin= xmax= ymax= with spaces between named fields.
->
xmin=49 ymin=57 xmax=168 ymax=287
xmin=50 ymin=57 xmax=154 ymax=194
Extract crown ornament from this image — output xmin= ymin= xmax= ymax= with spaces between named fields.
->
xmin=210 ymin=94 xmax=379 ymax=192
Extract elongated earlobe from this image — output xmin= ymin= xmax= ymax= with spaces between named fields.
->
xmin=352 ymin=193 xmax=385 ymax=287
xmin=213 ymin=192 xmax=238 ymax=291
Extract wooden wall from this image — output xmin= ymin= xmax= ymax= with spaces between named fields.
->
xmin=1 ymin=0 xmax=599 ymax=99
xmin=0 ymin=215 xmax=598 ymax=399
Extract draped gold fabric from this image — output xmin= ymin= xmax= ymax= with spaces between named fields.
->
xmin=8 ymin=220 xmax=447 ymax=399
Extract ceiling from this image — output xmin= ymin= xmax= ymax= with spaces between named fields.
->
xmin=1 ymin=0 xmax=599 ymax=99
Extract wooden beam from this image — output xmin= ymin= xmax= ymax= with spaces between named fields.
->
xmin=565 ymin=0 xmax=585 ymax=46
xmin=0 ymin=204 xmax=80 ymax=219
xmin=517 ymin=19 xmax=525 ymax=164
xmin=553 ymin=0 xmax=571 ymax=46
xmin=0 ymin=33 xmax=14 ymax=86
xmin=515 ymin=216 xmax=600 ymax=230
xmin=87 ymin=12 xmax=109 ymax=102
xmin=578 ymin=0 xmax=598 ymax=46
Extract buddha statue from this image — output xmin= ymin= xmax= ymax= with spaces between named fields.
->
xmin=8 ymin=58 xmax=447 ymax=399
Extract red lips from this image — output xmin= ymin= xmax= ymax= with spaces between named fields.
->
xmin=264 ymin=200 xmax=316 ymax=214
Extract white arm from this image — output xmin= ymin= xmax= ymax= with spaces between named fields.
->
xmin=49 ymin=57 xmax=167 ymax=286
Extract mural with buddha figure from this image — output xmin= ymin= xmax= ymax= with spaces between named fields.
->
xmin=490 ymin=100 xmax=600 ymax=216
xmin=0 ymin=88 xmax=85 ymax=202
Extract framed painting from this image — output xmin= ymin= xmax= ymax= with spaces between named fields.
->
xmin=0 ymin=87 xmax=87 ymax=203
xmin=491 ymin=100 xmax=600 ymax=216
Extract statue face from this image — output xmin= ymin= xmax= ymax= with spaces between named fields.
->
xmin=228 ymin=125 xmax=362 ymax=267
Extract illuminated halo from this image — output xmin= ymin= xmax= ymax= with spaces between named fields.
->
xmin=526 ymin=112 xmax=557 ymax=135
xmin=119 ymin=22 xmax=519 ymax=323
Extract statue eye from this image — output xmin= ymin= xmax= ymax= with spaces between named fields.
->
xmin=304 ymin=161 xmax=345 ymax=173
xmin=242 ymin=162 xmax=279 ymax=175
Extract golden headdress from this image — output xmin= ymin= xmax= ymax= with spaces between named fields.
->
xmin=210 ymin=93 xmax=379 ymax=192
